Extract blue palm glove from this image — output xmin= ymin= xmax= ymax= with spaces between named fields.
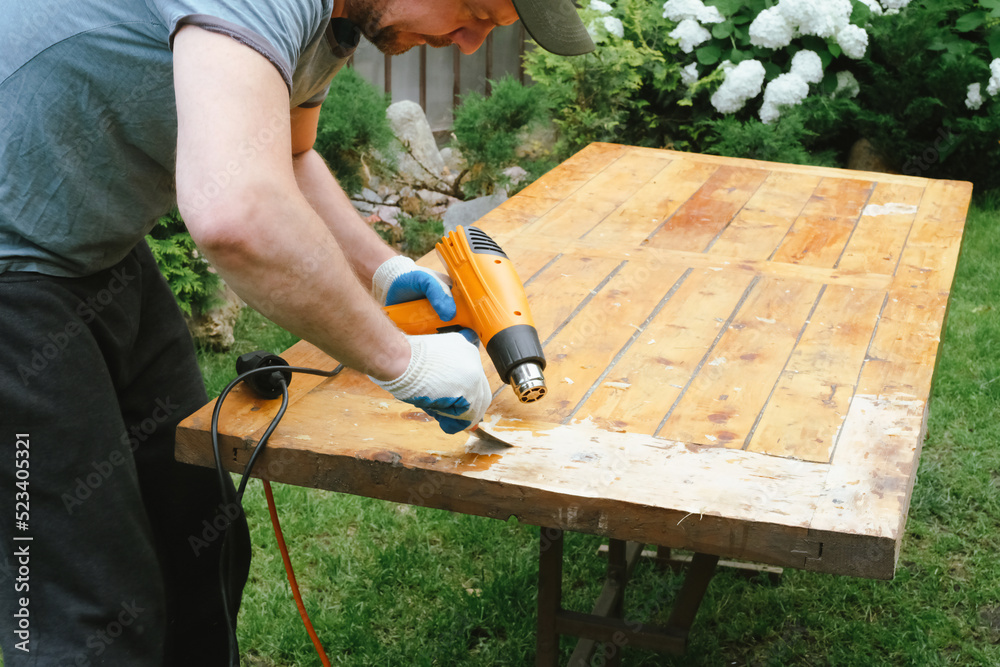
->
xmin=372 ymin=255 xmax=456 ymax=321
xmin=370 ymin=333 xmax=491 ymax=434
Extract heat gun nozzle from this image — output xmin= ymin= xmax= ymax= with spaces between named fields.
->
xmin=510 ymin=362 xmax=547 ymax=403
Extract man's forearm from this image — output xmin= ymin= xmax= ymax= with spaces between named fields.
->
xmin=293 ymin=148 xmax=396 ymax=287
xmin=185 ymin=183 xmax=410 ymax=381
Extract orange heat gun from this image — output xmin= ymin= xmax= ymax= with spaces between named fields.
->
xmin=382 ymin=225 xmax=547 ymax=403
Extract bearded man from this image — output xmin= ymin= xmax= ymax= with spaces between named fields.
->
xmin=0 ymin=0 xmax=592 ymax=664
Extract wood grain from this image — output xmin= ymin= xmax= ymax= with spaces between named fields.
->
xmin=176 ymin=143 xmax=972 ymax=580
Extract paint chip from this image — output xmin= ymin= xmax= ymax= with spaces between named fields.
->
xmin=863 ymin=202 xmax=918 ymax=216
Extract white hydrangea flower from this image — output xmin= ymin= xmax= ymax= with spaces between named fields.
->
xmin=987 ymin=58 xmax=1000 ymax=97
xmin=590 ymin=0 xmax=613 ymax=13
xmin=681 ymin=62 xmax=700 ymax=86
xmin=662 ymin=0 xmax=725 ymax=24
xmin=836 ymin=24 xmax=868 ymax=59
xmin=880 ymin=0 xmax=913 ymax=10
xmin=790 ymin=50 xmax=823 ymax=84
xmin=748 ymin=6 xmax=796 ymax=49
xmin=966 ymin=82 xmax=984 ymax=110
xmin=710 ymin=59 xmax=766 ymax=113
xmin=778 ymin=0 xmax=852 ymax=39
xmin=760 ymin=71 xmax=809 ymax=124
xmin=670 ymin=18 xmax=712 ymax=53
xmin=602 ymin=15 xmax=625 ymax=38
xmin=834 ymin=70 xmax=860 ymax=98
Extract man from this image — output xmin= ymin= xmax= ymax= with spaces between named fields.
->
xmin=0 ymin=0 xmax=593 ymax=664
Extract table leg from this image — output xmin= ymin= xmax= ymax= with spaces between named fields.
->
xmin=536 ymin=527 xmax=564 ymax=667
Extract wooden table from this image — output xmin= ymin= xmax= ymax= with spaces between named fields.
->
xmin=177 ymin=143 xmax=972 ymax=663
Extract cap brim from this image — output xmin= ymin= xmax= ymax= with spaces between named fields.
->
xmin=512 ymin=0 xmax=595 ymax=56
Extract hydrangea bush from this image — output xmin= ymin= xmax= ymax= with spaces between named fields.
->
xmin=523 ymin=0 xmax=1000 ymax=190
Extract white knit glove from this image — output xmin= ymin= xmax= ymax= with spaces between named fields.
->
xmin=370 ymin=333 xmax=491 ymax=434
xmin=372 ymin=255 xmax=455 ymax=320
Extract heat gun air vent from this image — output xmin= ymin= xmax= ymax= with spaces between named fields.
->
xmin=466 ymin=226 xmax=508 ymax=258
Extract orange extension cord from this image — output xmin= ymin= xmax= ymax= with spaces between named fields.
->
xmin=262 ymin=480 xmax=332 ymax=667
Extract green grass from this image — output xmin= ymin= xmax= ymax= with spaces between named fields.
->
xmin=4 ymin=201 xmax=998 ymax=667
xmin=219 ymin=198 xmax=1000 ymax=666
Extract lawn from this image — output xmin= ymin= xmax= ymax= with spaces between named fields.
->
xmin=3 ymin=200 xmax=995 ymax=667
xmin=214 ymin=198 xmax=1000 ymax=666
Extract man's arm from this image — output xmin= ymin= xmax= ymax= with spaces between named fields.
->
xmin=291 ymin=148 xmax=396 ymax=286
xmin=172 ymin=25 xmax=408 ymax=380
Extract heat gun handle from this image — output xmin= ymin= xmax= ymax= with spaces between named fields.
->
xmin=383 ymin=297 xmax=472 ymax=336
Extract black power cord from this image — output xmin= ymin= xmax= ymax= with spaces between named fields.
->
xmin=210 ymin=351 xmax=344 ymax=667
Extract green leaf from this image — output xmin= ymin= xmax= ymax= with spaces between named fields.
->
xmin=850 ymin=0 xmax=872 ymax=24
xmin=707 ymin=0 xmax=743 ymax=15
xmin=728 ymin=48 xmax=749 ymax=63
xmin=696 ymin=43 xmax=723 ymax=65
xmin=956 ymin=11 xmax=986 ymax=32
xmin=990 ymin=29 xmax=1000 ymax=58
xmin=712 ymin=21 xmax=734 ymax=39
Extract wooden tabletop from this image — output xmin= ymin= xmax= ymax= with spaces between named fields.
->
xmin=177 ymin=143 xmax=972 ymax=580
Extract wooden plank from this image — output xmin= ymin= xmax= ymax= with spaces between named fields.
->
xmin=180 ymin=398 xmax=900 ymax=576
xmin=581 ymin=158 xmax=719 ymax=247
xmin=490 ymin=259 xmax=689 ymax=423
xmin=501 ymin=235 xmax=897 ymax=292
xmin=526 ymin=151 xmax=673 ymax=241
xmin=891 ymin=180 xmax=972 ymax=291
xmin=575 ymin=269 xmax=757 ymax=435
xmin=813 ymin=390 xmax=927 ymax=551
xmin=515 ymin=142 xmax=629 ymax=201
xmin=866 ymin=289 xmax=949 ymax=369
xmin=658 ymin=277 xmax=823 ymax=448
xmin=797 ymin=177 xmax=874 ymax=219
xmin=708 ymin=170 xmax=822 ymax=260
xmin=524 ymin=253 xmax=626 ymax=341
xmin=770 ymin=214 xmax=857 ymax=268
xmin=645 ymin=165 xmax=770 ymax=253
xmin=747 ymin=285 xmax=885 ymax=462
xmin=624 ymin=144 xmax=930 ymax=186
xmin=175 ymin=340 xmax=342 ymax=464
xmin=836 ymin=181 xmax=924 ymax=275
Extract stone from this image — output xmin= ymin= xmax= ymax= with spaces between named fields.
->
xmin=184 ymin=283 xmax=244 ymax=351
xmin=503 ymin=165 xmax=529 ymax=186
xmin=417 ymin=189 xmax=450 ymax=206
xmin=847 ymin=138 xmax=895 ymax=174
xmin=442 ymin=191 xmax=509 ymax=234
xmin=439 ymin=146 xmax=466 ymax=176
xmin=386 ymin=101 xmax=447 ymax=186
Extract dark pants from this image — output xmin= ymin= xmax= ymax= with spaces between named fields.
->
xmin=0 ymin=244 xmax=250 ymax=666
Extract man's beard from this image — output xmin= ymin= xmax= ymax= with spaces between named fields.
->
xmin=345 ymin=0 xmax=451 ymax=55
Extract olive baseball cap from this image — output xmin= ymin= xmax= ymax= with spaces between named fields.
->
xmin=512 ymin=0 xmax=595 ymax=56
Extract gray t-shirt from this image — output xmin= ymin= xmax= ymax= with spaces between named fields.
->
xmin=0 ymin=0 xmax=359 ymax=277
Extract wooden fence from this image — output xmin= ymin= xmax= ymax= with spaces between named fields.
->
xmin=349 ymin=24 xmax=530 ymax=133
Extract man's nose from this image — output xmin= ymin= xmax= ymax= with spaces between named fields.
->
xmin=451 ymin=19 xmax=495 ymax=54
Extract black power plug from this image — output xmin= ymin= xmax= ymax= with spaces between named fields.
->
xmin=235 ymin=350 xmax=293 ymax=399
